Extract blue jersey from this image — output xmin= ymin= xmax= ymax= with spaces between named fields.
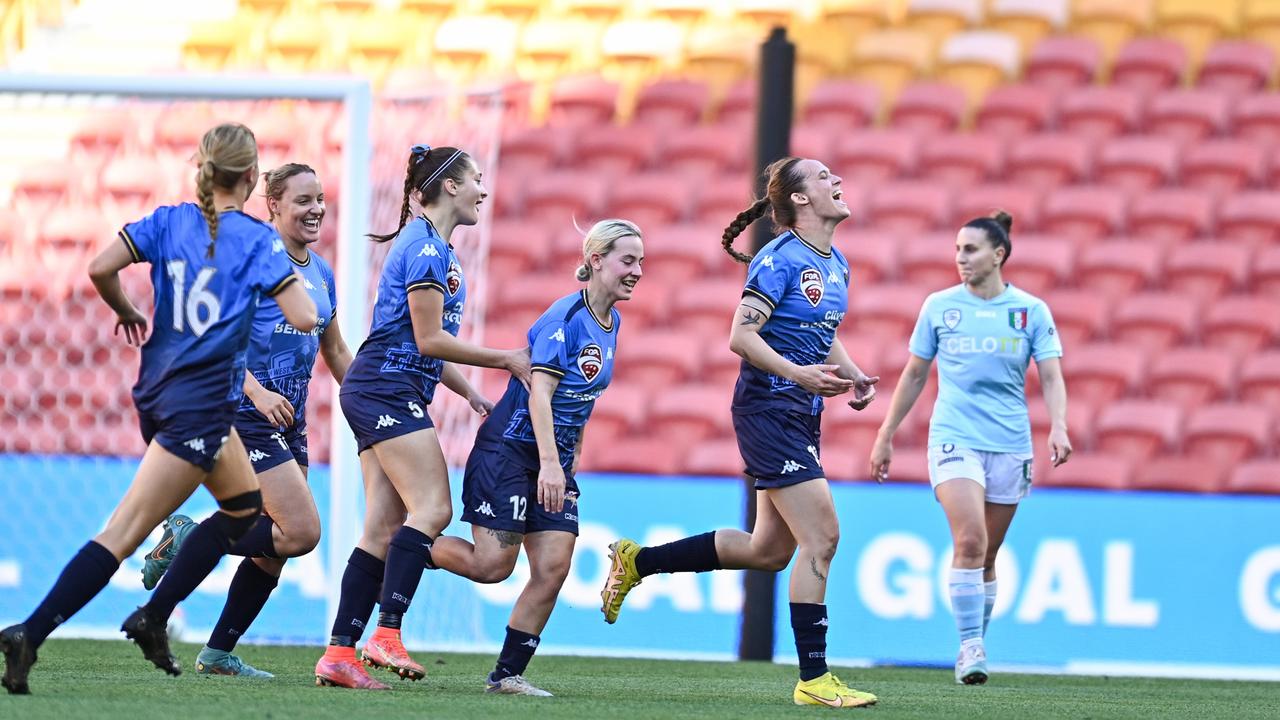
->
xmin=477 ymin=290 xmax=619 ymax=467
xmin=908 ymin=283 xmax=1063 ymax=453
xmin=343 ymin=217 xmax=466 ymax=403
xmin=734 ymin=231 xmax=850 ymax=416
xmin=238 ymin=249 xmax=336 ymax=424
xmin=121 ymin=203 xmax=296 ymax=414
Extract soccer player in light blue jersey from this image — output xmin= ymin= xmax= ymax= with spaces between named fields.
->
xmin=1 ymin=124 xmax=318 ymax=694
xmin=315 ymin=145 xmax=531 ymax=690
xmin=600 ymin=158 xmax=880 ymax=709
xmin=424 ymin=219 xmax=643 ymax=697
xmin=870 ymin=211 xmax=1073 ymax=686
xmin=140 ymin=163 xmax=354 ymax=678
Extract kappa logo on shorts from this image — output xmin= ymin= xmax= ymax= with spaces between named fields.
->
xmin=577 ymin=344 xmax=603 ymax=382
xmin=183 ymin=438 xmax=206 ymax=454
xmin=781 ymin=460 xmax=806 ymax=474
xmin=446 ymin=260 xmax=462 ymax=295
xmin=800 ymin=268 xmax=824 ymax=306
xmin=247 ymin=449 xmax=268 ymax=463
xmin=474 ymin=501 xmax=496 ymax=517
xmin=806 ymin=445 xmax=820 ymax=464
xmin=375 ymin=414 xmax=401 ymax=429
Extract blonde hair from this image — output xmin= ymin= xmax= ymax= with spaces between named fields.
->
xmin=575 ymin=218 xmax=642 ymax=281
xmin=195 ymin=123 xmax=258 ymax=257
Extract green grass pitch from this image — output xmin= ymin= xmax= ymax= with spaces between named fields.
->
xmin=3 ymin=639 xmax=1276 ymax=720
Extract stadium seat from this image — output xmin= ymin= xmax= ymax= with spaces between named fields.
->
xmin=1110 ymin=37 xmax=1188 ymax=94
xmin=181 ymin=15 xmax=252 ymax=70
xmin=1095 ymin=401 xmax=1183 ymax=462
xmin=682 ymin=438 xmax=744 ymax=477
xmin=1163 ymin=242 xmax=1249 ymax=303
xmin=1076 ymin=240 xmax=1162 ymax=299
xmin=671 ymin=278 xmax=747 ymax=334
xmin=1183 ymin=403 xmax=1273 ymax=465
xmin=1201 ymin=296 xmax=1280 ymax=353
xmin=1217 ymin=191 xmax=1280 ymax=247
xmin=900 ymin=233 xmax=961 ymax=288
xmin=693 ymin=181 xmax=758 ymax=225
xmin=1041 ymin=289 xmax=1108 ymax=347
xmin=1069 ymin=0 xmax=1152 ymax=59
xmin=1232 ymin=92 xmax=1280 ymax=145
xmin=790 ymin=123 xmax=837 ymax=167
xmin=520 ymin=171 xmax=606 ymax=224
xmin=1023 ymin=36 xmax=1101 ymax=91
xmin=633 ymin=221 xmax=728 ymax=283
xmin=659 ymin=125 xmax=749 ymax=177
xmin=823 ymin=397 xmax=905 ymax=456
xmin=346 ymin=12 xmax=422 ymax=83
xmin=848 ymin=283 xmax=932 ymax=345
xmin=1027 ymin=395 xmax=1097 ymax=449
xmin=849 ymin=29 xmax=936 ymax=101
xmin=952 ymin=184 xmax=1042 ymax=231
xmin=838 ymin=229 xmax=900 ymax=284
xmin=1180 ymin=139 xmax=1263 ymax=196
xmin=634 ymin=79 xmax=711 ymax=128
xmin=973 ymin=83 xmax=1055 ymax=137
xmin=1253 ymin=246 xmax=1280 ymax=299
xmin=581 ymin=437 xmax=684 ymax=475
xmin=648 ymin=383 xmax=734 ymax=447
xmin=683 ymin=25 xmax=757 ymax=102
xmin=902 ymin=0 xmax=982 ymax=42
xmin=1197 ymin=41 xmax=1275 ymax=95
xmin=1127 ymin=189 xmax=1214 ymax=242
xmin=1004 ymin=237 xmax=1073 ymax=296
xmin=1147 ymin=347 xmax=1238 ymax=411
xmin=493 ymin=274 xmax=570 ymax=328
xmin=1039 ymin=186 xmax=1127 ymax=241
xmin=865 ymin=182 xmax=952 ymax=233
xmin=1061 ymin=342 xmax=1145 ymax=405
xmin=601 ymin=172 xmax=694 ymax=228
xmin=1131 ymin=457 xmax=1226 ymax=493
xmin=1227 ymin=460 xmax=1280 ymax=495
xmin=988 ymin=0 xmax=1068 ymax=53
xmin=599 ymin=21 xmax=686 ymax=113
xmin=1146 ymin=89 xmax=1231 ymax=145
xmin=570 ymin=125 xmax=656 ymax=175
xmin=11 ymin=164 xmax=75 ymax=212
xmin=831 ymin=130 xmax=919 ymax=184
xmin=802 ymin=79 xmax=881 ymax=130
xmin=936 ymin=31 xmax=1023 ymax=106
xmin=1110 ymin=292 xmax=1200 ymax=353
xmin=1095 ymin=137 xmax=1179 ymax=192
xmin=585 ymin=384 xmax=651 ymax=442
xmin=917 ymin=133 xmax=1004 ymax=187
xmin=1058 ymin=86 xmax=1143 ymax=142
xmin=500 ymin=126 xmax=569 ymax=176
xmin=1006 ymin=133 xmax=1092 ymax=190
xmin=264 ymin=14 xmax=332 ymax=73
xmin=1153 ymin=0 xmax=1240 ymax=66
xmin=1035 ymin=452 xmax=1133 ymax=490
xmin=889 ymin=82 xmax=968 ymax=133
xmin=548 ymin=77 xmax=620 ymax=128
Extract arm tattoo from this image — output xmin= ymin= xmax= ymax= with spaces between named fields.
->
xmin=809 ymin=557 xmax=827 ymax=583
xmin=740 ymin=310 xmax=763 ymax=327
xmin=487 ymin=529 xmax=523 ymax=549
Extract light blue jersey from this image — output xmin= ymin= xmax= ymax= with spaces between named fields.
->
xmin=908 ymin=283 xmax=1062 ymax=453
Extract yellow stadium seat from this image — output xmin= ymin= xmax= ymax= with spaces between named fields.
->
xmin=182 ymin=16 xmax=254 ymax=70
xmin=849 ymin=28 xmax=935 ymax=103
xmin=988 ymin=0 xmax=1067 ymax=54
xmin=265 ymin=14 xmax=332 ymax=72
xmin=432 ymin=14 xmax=519 ymax=83
xmin=517 ymin=17 xmax=603 ymax=80
xmin=727 ymin=0 xmax=803 ymax=33
xmin=475 ymin=0 xmax=545 ymax=23
xmin=902 ymin=0 xmax=982 ymax=45
xmin=793 ymin=19 xmax=857 ymax=94
xmin=820 ymin=0 xmax=895 ymax=38
xmin=642 ymin=0 xmax=716 ymax=30
xmin=1155 ymin=0 xmax=1241 ymax=66
xmin=557 ymin=0 xmax=629 ymax=22
xmin=1245 ymin=0 xmax=1280 ymax=56
xmin=238 ymin=0 xmax=292 ymax=20
xmin=601 ymin=19 xmax=686 ymax=120
xmin=398 ymin=0 xmax=457 ymax=23
xmin=1070 ymin=0 xmax=1153 ymax=61
xmin=682 ymin=22 xmax=762 ymax=96
xmin=345 ymin=11 xmax=422 ymax=85
xmin=317 ymin=0 xmax=377 ymax=18
xmin=937 ymin=30 xmax=1021 ymax=111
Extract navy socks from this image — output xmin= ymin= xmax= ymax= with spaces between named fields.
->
xmin=492 ymin=626 xmax=540 ymax=681
xmin=328 ymin=548 xmax=385 ymax=647
xmin=206 ymin=559 xmax=279 ymax=652
xmin=790 ymin=602 xmax=829 ymax=682
xmin=377 ymin=526 xmax=434 ymax=626
xmin=634 ymin=531 xmax=721 ymax=577
xmin=24 ymin=541 xmax=119 ymax=647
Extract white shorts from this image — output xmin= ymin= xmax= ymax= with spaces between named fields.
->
xmin=927 ymin=444 xmax=1033 ymax=505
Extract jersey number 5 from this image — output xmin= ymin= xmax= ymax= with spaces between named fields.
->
xmin=167 ymin=260 xmax=221 ymax=337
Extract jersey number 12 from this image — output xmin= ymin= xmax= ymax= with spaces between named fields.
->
xmin=167 ymin=260 xmax=221 ymax=337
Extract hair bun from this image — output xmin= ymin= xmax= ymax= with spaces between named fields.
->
xmin=990 ymin=210 xmax=1013 ymax=235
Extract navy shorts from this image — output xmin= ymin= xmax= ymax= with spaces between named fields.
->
xmin=733 ymin=410 xmax=826 ymax=489
xmin=460 ymin=440 xmax=580 ymax=536
xmin=138 ymin=406 xmax=236 ymax=473
xmin=340 ymin=383 xmax=434 ymax=454
xmin=237 ymin=411 xmax=309 ymax=473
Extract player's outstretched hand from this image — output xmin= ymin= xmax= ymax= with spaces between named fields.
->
xmin=250 ymin=388 xmax=295 ymax=428
xmin=114 ymin=309 xmax=149 ymax=346
xmin=848 ymin=374 xmax=880 ymax=411
xmin=537 ymin=462 xmax=567 ymax=514
xmin=468 ymin=391 xmax=494 ymax=417
xmin=1048 ymin=427 xmax=1073 ymax=467
xmin=869 ymin=435 xmax=893 ymax=484
xmin=794 ymin=364 xmax=856 ymax=397
xmin=505 ymin=347 xmax=532 ymax=390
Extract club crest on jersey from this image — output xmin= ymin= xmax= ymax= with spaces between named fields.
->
xmin=577 ymin=344 xmax=603 ymax=382
xmin=446 ymin=260 xmax=462 ymax=295
xmin=943 ymin=308 xmax=961 ymax=330
xmin=800 ymin=268 xmax=824 ymax=306
xmin=1009 ymin=307 xmax=1029 ymax=330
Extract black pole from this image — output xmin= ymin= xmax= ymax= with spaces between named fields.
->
xmin=738 ymin=25 xmax=794 ymax=663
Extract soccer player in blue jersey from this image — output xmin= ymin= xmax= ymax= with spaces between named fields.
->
xmin=314 ymin=145 xmax=531 ymax=690
xmin=870 ymin=211 xmax=1073 ymax=686
xmin=600 ymin=158 xmax=880 ymax=708
xmin=424 ymin=219 xmax=642 ymax=697
xmin=140 ymin=163 xmax=352 ymax=677
xmin=0 ymin=124 xmax=318 ymax=694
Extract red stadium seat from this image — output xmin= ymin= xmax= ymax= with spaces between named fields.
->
xmin=1184 ymin=403 xmax=1273 ymax=465
xmin=1240 ymin=351 xmax=1280 ymax=407
xmin=973 ymin=83 xmax=1055 ymax=137
xmin=888 ymin=82 xmax=968 ymax=134
xmin=838 ymin=229 xmax=900 ymax=284
xmin=1180 ymin=139 xmax=1263 ymax=195
xmin=1006 ymin=238 xmax=1073 ymax=296
xmin=633 ymin=79 xmax=711 ymax=129
xmin=570 ymin=125 xmax=656 ymax=175
xmin=1163 ymin=242 xmax=1249 ymax=302
xmin=588 ymin=383 xmax=652 ymax=443
xmin=802 ymin=79 xmax=881 ymax=130
xmin=1027 ymin=395 xmax=1097 ymax=451
xmin=1127 ymin=189 xmax=1214 ymax=242
xmin=1227 ymin=460 xmax=1280 ymax=495
xmin=1058 ymin=86 xmax=1142 ymax=142
xmin=918 ymin=133 xmax=1005 ymax=187
xmin=581 ymin=437 xmax=684 ymax=475
xmin=1042 ymin=289 xmax=1108 ymax=347
xmin=900 ymin=233 xmax=960 ymax=288
xmin=660 ymin=125 xmax=750 ymax=177
xmin=1110 ymin=37 xmax=1188 ymax=95
xmin=878 ymin=445 xmax=933 ymax=485
xmin=1201 ymin=296 xmax=1280 ymax=353
xmin=488 ymin=218 xmax=556 ymax=277
xmin=830 ymin=130 xmax=919 ymax=183
xmin=1197 ymin=41 xmax=1275 ymax=96
xmin=1146 ymin=89 xmax=1231 ymax=145
xmin=1110 ymin=291 xmax=1200 ymax=353
xmin=602 ymin=171 xmax=692 ymax=227
xmin=614 ymin=330 xmax=704 ymax=387
xmin=1147 ymin=347 xmax=1238 ymax=411
xmin=1131 ymin=457 xmax=1226 ymax=493
xmin=520 ymin=170 xmax=606 ymax=223
xmin=492 ymin=274 xmax=569 ymax=328
xmin=648 ymin=384 xmax=733 ymax=445
xmin=1252 ymin=246 xmax=1280 ymax=299
xmin=1024 ymin=36 xmax=1101 ymax=91
xmin=692 ymin=181 xmax=756 ymax=224
xmin=1076 ymin=240 xmax=1162 ymax=299
xmin=500 ymin=126 xmax=568 ymax=175
xmin=1061 ymin=342 xmax=1145 ymax=405
xmin=548 ymin=77 xmax=619 ymax=127
xmin=1218 ymin=191 xmax=1280 ymax=247
xmin=1232 ymin=93 xmax=1280 ymax=146
xmin=714 ymin=79 xmax=756 ymax=127
xmin=682 ymin=438 xmax=744 ymax=477
xmin=865 ymin=182 xmax=952 ymax=233
xmin=1006 ymin=133 xmax=1092 ymax=190
xmin=1095 ymin=137 xmax=1179 ymax=192
xmin=1095 ymin=401 xmax=1184 ymax=462
xmin=848 ymin=283 xmax=931 ymax=345
xmin=1039 ymin=186 xmax=1126 ymax=240
xmin=1035 ymin=453 xmax=1133 ymax=491
xmin=671 ymin=278 xmax=745 ymax=334
xmin=952 ymin=184 xmax=1042 ymax=231
xmin=790 ymin=123 xmax=837 ymax=167
xmin=823 ymin=398 xmax=899 ymax=458
xmin=642 ymin=222 xmax=737 ymax=282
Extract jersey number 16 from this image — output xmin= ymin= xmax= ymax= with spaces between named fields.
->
xmin=167 ymin=260 xmax=221 ymax=337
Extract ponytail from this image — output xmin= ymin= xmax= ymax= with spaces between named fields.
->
xmin=721 ymin=198 xmax=770 ymax=264
xmin=367 ymin=154 xmax=415 ymax=243
xmin=196 ymin=160 xmax=219 ymax=258
xmin=193 ymin=122 xmax=258 ymax=258
xmin=368 ymin=144 xmax=474 ymax=243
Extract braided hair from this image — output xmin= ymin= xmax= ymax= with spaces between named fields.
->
xmin=367 ymin=145 xmax=472 ymax=243
xmin=194 ymin=123 xmax=258 ymax=258
xmin=720 ymin=157 xmax=806 ymax=264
